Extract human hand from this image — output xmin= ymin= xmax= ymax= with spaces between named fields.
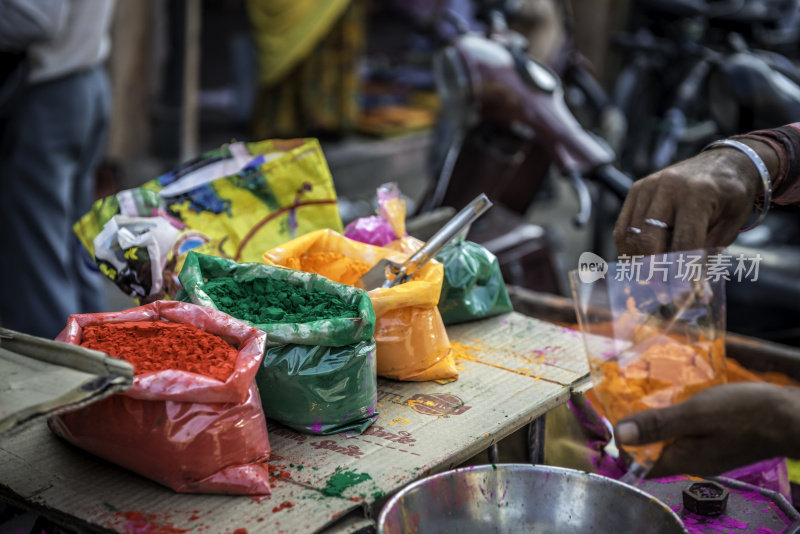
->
xmin=613 ymin=382 xmax=800 ymax=477
xmin=613 ymin=141 xmax=773 ymax=255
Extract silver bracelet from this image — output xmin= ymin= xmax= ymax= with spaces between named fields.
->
xmin=702 ymin=138 xmax=773 ymax=232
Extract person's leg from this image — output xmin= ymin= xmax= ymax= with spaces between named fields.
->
xmin=0 ymin=67 xmax=107 ymax=338
xmin=71 ymin=67 xmax=110 ymax=315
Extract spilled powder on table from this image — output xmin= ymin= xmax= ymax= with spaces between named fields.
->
xmin=271 ymin=501 xmax=294 ymax=513
xmin=109 ymin=510 xmax=190 ymax=534
xmin=322 ymin=468 xmax=372 ymax=497
xmin=450 ymin=341 xmax=543 ymax=380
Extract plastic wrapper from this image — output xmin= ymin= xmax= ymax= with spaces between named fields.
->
xmin=48 ymin=300 xmax=271 ymax=495
xmin=344 ymin=182 xmax=406 ymax=247
xmin=263 ymin=229 xmax=456 ymax=381
xmin=435 ymin=237 xmax=513 ymax=325
xmin=570 ymin=250 xmax=727 ymax=480
xmin=74 ymin=138 xmax=343 ymax=301
xmin=723 ymin=458 xmax=791 ymax=500
xmin=177 ymin=251 xmax=378 ymax=434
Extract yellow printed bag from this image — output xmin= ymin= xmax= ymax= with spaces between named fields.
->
xmin=74 ymin=139 xmax=342 ymax=302
xmin=263 ymin=229 xmax=457 ymax=382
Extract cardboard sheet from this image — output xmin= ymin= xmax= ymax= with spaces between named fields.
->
xmin=0 ymin=312 xmax=590 ymax=533
xmin=0 ymin=328 xmax=134 ymax=436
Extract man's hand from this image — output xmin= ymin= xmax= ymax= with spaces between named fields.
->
xmin=613 ymin=142 xmax=775 ymax=256
xmin=613 ymin=383 xmax=800 ymax=477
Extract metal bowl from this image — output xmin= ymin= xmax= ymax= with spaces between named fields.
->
xmin=378 ymin=464 xmax=687 ymax=534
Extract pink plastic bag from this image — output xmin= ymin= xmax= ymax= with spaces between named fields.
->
xmin=49 ymin=300 xmax=272 ymax=495
xmin=723 ymin=457 xmax=792 ymax=501
xmin=344 ymin=182 xmax=407 ymax=246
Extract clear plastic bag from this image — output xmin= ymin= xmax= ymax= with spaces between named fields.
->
xmin=570 ymin=250 xmax=727 ymax=481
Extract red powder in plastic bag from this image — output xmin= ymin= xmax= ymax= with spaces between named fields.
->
xmin=80 ymin=321 xmax=238 ymax=381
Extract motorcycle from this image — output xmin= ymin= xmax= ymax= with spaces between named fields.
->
xmin=416 ymin=3 xmax=633 ymax=295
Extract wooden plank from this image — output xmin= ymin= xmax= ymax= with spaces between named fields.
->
xmin=0 ymin=312 xmax=583 ymax=533
xmin=448 ymin=312 xmax=590 ymax=386
xmin=0 ymin=423 xmax=358 ymax=534
xmin=265 ymin=358 xmax=567 ymax=520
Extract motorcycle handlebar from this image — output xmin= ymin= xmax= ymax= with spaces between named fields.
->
xmin=591 ymin=163 xmax=634 ymax=201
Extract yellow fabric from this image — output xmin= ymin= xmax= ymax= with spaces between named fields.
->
xmin=246 ymin=0 xmax=352 ymax=86
xmin=789 ymin=459 xmax=800 ymax=484
xmin=263 ymin=229 xmax=457 ymax=381
xmin=249 ymin=0 xmax=365 ymax=139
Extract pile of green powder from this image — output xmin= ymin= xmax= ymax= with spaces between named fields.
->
xmin=204 ymin=276 xmax=360 ymax=324
xmin=322 ymin=468 xmax=373 ymax=497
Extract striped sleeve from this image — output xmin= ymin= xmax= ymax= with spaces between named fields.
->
xmin=733 ymin=123 xmax=800 ymax=205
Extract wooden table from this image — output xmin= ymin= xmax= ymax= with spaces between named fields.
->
xmin=0 ymin=312 xmax=591 ymax=534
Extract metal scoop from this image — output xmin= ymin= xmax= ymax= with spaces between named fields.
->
xmin=360 ymin=193 xmax=493 ymax=290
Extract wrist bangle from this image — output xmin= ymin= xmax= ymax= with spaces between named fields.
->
xmin=702 ymin=138 xmax=773 ymax=232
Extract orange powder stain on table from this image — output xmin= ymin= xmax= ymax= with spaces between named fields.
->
xmin=450 ymin=341 xmax=543 ymax=379
xmin=283 ymin=251 xmax=371 ymax=286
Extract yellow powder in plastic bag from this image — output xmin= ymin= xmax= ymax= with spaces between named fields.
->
xmin=284 ymin=251 xmax=371 ymax=286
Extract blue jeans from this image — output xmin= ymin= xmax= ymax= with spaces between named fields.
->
xmin=0 ymin=66 xmax=109 ymax=338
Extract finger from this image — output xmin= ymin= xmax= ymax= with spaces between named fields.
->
xmin=648 ymin=437 xmax=722 ymax=478
xmin=613 ymin=186 xmax=640 ymax=255
xmin=649 ymin=435 xmax=769 ymax=478
xmin=705 ymin=222 xmax=740 ymax=250
xmin=614 ymin=403 xmax=700 ymax=446
xmin=615 ymin=388 xmax=739 ymax=446
xmin=639 ymin=199 xmax=676 ymax=254
xmin=618 ymin=188 xmax=662 ymax=256
xmin=705 ymin=204 xmax=752 ymax=248
xmin=669 ymin=194 xmax=713 ymax=252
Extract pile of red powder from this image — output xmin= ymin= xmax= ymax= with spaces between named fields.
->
xmin=80 ymin=321 xmax=238 ymax=381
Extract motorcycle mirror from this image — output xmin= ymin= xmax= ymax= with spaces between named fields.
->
xmin=524 ymin=59 xmax=558 ymax=92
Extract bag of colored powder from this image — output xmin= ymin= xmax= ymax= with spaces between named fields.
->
xmin=344 ymin=182 xmax=407 ymax=247
xmin=48 ymin=300 xmax=271 ymax=495
xmin=177 ymin=251 xmax=378 ymax=434
xmin=263 ymin=229 xmax=457 ymax=382
xmin=73 ymin=138 xmax=343 ymax=302
xmin=434 ymin=237 xmax=513 ymax=325
xmin=569 ymin=249 xmax=727 ymax=481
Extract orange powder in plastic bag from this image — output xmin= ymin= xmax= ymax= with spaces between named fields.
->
xmin=374 ymin=306 xmax=454 ymax=381
xmin=590 ymin=332 xmax=726 ymax=465
xmin=284 ymin=251 xmax=372 ymax=287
